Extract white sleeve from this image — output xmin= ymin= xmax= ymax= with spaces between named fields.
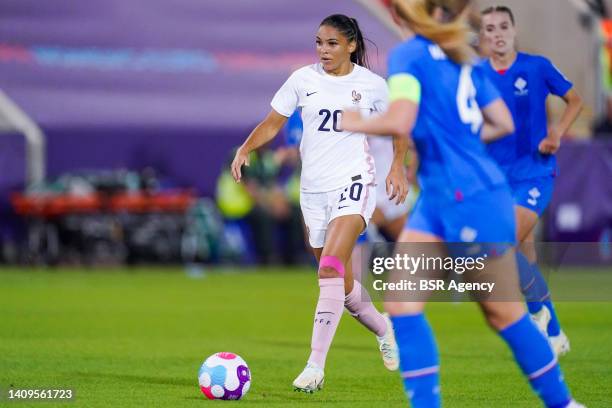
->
xmin=372 ymin=76 xmax=389 ymax=113
xmin=271 ymin=71 xmax=300 ymax=117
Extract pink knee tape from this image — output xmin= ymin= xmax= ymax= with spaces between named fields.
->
xmin=319 ymin=256 xmax=345 ymax=277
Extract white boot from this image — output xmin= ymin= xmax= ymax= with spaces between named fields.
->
xmin=376 ymin=313 xmax=399 ymax=371
xmin=292 ymin=362 xmax=324 ymax=393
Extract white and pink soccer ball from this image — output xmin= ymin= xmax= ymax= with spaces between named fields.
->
xmin=198 ymin=352 xmax=251 ymax=400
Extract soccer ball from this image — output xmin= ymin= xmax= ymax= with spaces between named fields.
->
xmin=198 ymin=352 xmax=251 ymax=400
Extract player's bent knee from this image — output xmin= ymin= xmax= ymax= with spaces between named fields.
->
xmin=481 ymin=303 xmax=524 ymax=331
xmin=318 ymin=255 xmax=345 ymax=279
xmin=485 ymin=313 xmax=508 ymax=331
xmin=318 ymin=266 xmax=341 ymax=278
xmin=384 ymin=301 xmax=425 ymax=316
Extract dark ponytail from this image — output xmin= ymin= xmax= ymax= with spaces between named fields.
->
xmin=320 ymin=14 xmax=370 ymax=69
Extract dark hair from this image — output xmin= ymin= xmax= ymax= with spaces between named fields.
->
xmin=319 ymin=14 xmax=370 ymax=69
xmin=481 ymin=5 xmax=515 ymax=25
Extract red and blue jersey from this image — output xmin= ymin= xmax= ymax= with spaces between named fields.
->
xmin=478 ymin=53 xmax=573 ymax=182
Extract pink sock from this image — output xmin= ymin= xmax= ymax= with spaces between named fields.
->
xmin=308 ymin=278 xmax=345 ymax=368
xmin=345 ymin=280 xmax=387 ymax=337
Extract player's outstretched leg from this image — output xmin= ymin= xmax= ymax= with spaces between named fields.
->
xmin=482 ymin=249 xmax=583 ymax=407
xmin=516 ymin=205 xmax=569 ymax=356
xmin=345 ymin=279 xmax=399 ymax=370
xmin=516 ymin=250 xmax=551 ymax=333
xmin=516 ymin=249 xmax=570 ymax=356
xmin=497 ymin=313 xmax=580 ymax=407
xmin=527 ymin=258 xmax=569 ymax=356
xmin=294 ymin=214 xmax=369 ymax=392
xmin=384 ymin=230 xmax=445 ymax=407
xmin=293 ymin=256 xmax=345 ymax=393
xmin=390 ymin=312 xmax=441 ymax=408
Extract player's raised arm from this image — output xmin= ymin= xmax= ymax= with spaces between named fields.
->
xmin=231 ymin=109 xmax=288 ymax=183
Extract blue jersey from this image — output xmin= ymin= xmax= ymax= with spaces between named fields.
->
xmin=478 ymin=53 xmax=573 ymax=182
xmin=284 ymin=110 xmax=303 ymax=147
xmin=388 ymin=36 xmax=506 ymax=201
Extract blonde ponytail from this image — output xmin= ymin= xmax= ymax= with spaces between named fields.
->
xmin=392 ymin=0 xmax=474 ymax=64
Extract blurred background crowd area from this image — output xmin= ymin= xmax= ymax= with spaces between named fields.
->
xmin=0 ymin=0 xmax=611 ymax=267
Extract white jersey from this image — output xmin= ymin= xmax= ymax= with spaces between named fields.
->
xmin=271 ymin=63 xmax=388 ymax=193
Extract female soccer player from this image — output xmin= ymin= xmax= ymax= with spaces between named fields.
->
xmin=231 ymin=14 xmax=409 ymax=393
xmin=343 ymin=0 xmax=583 ymax=406
xmin=480 ymin=5 xmax=583 ymax=356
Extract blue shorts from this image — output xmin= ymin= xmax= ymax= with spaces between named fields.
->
xmin=508 ymin=176 xmax=555 ymax=216
xmin=406 ymin=185 xmax=516 ymax=256
xmin=356 ymin=231 xmax=368 ymax=244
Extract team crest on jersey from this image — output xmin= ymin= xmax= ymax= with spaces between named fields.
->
xmin=514 ymin=77 xmax=529 ymax=96
xmin=352 ymin=90 xmax=362 ymax=104
xmin=428 ymin=44 xmax=446 ymax=60
xmin=527 ymin=187 xmax=541 ymax=207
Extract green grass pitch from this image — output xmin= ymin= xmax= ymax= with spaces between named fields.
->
xmin=1 ymin=267 xmax=611 ymax=407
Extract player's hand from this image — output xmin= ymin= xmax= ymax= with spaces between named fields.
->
xmin=231 ymin=147 xmax=250 ymax=183
xmin=386 ymin=164 xmax=409 ymax=205
xmin=538 ymin=127 xmax=562 ymax=155
xmin=341 ymin=109 xmax=362 ymax=132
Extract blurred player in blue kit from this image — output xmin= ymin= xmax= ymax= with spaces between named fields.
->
xmin=479 ymin=5 xmax=583 ymax=356
xmin=343 ymin=0 xmax=584 ymax=407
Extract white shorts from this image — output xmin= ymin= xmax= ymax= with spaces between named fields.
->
xmin=300 ymin=178 xmax=376 ymax=249
xmin=375 ymin=181 xmax=412 ymax=221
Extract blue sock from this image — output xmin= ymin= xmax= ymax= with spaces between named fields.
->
xmin=530 ymin=262 xmax=562 ymax=336
xmin=499 ymin=314 xmax=571 ymax=408
xmin=518 ymin=252 xmax=555 ymax=316
xmin=525 ymin=261 xmax=562 ymax=336
xmin=516 ymin=252 xmax=540 ymax=309
xmin=527 ymin=301 xmax=544 ymax=314
xmin=391 ymin=314 xmax=441 ymax=408
xmin=543 ymin=299 xmax=562 ymax=337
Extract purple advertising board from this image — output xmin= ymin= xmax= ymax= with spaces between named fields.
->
xmin=547 ymin=140 xmax=612 ymax=263
xmin=0 ymin=0 xmax=398 ymax=196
